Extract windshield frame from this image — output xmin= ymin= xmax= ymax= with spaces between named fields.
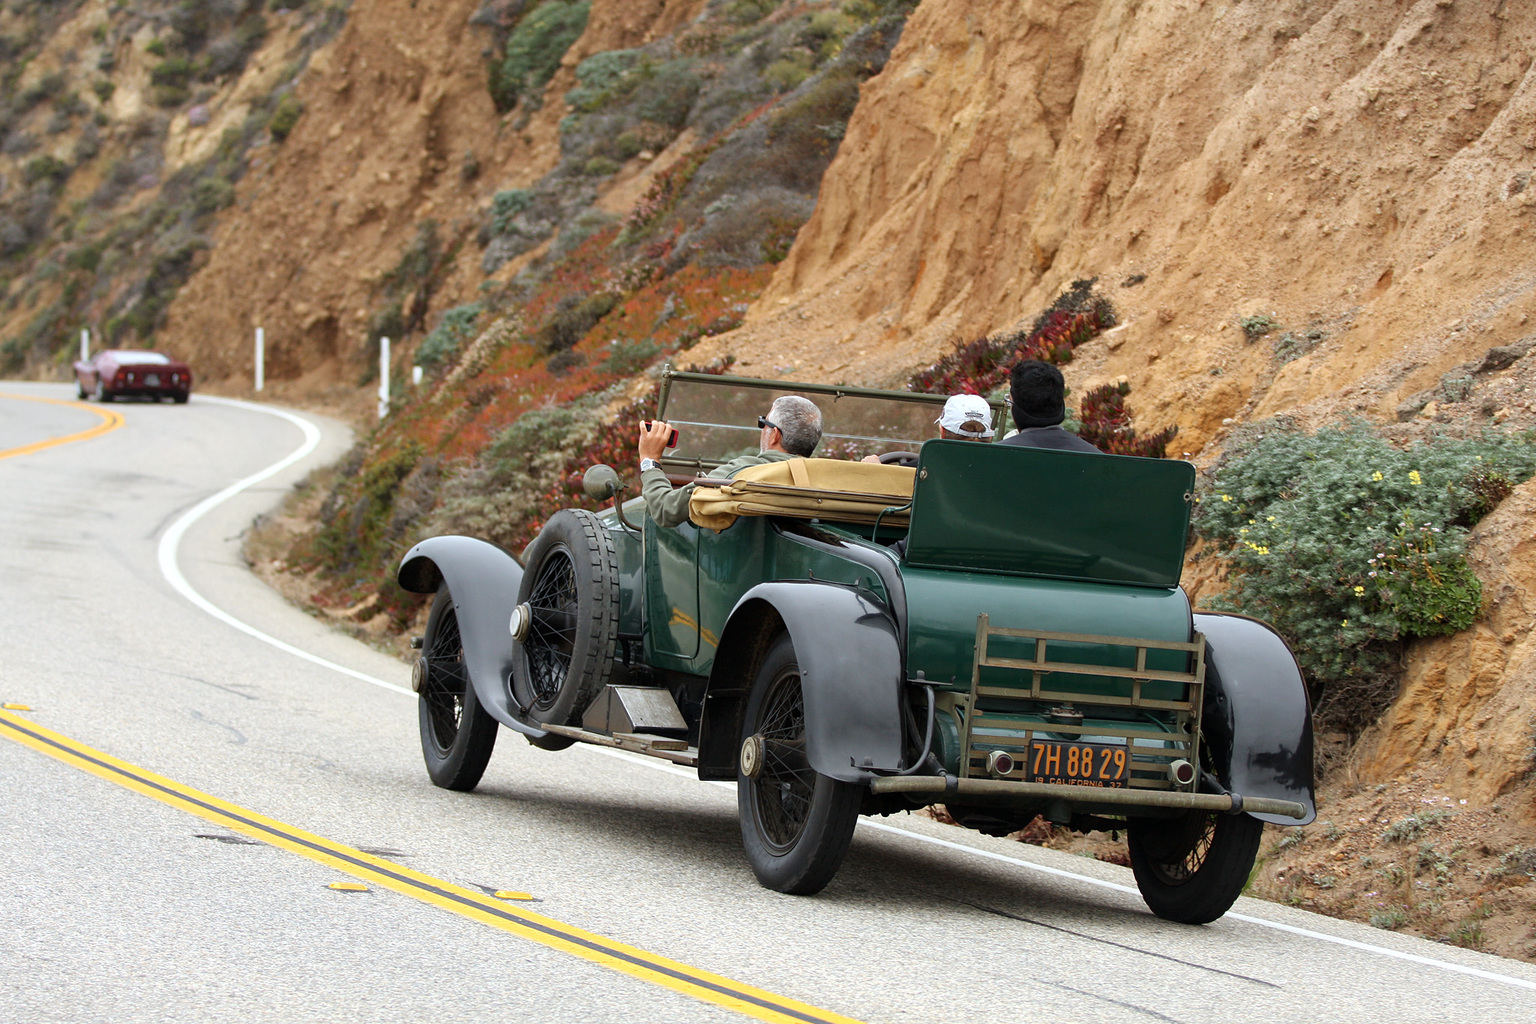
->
xmin=653 ymin=365 xmax=1008 ymax=472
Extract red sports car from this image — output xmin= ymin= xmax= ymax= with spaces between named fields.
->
xmin=73 ymin=349 xmax=193 ymax=403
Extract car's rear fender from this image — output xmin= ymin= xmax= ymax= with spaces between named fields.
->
xmin=699 ymin=580 xmax=904 ymax=784
xmin=1195 ymin=612 xmax=1317 ymax=825
xmin=397 ymin=536 xmax=549 ymax=740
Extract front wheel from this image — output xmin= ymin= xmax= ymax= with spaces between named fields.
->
xmin=511 ymin=508 xmax=618 ymax=726
xmin=737 ymin=633 xmax=861 ymax=895
xmin=417 ymin=585 xmax=498 ymax=790
xmin=1127 ymin=810 xmax=1264 ymax=924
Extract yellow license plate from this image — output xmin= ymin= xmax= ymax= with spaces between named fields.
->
xmin=1027 ymin=740 xmax=1128 ymax=788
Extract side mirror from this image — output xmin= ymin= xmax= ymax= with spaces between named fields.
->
xmin=583 ymin=463 xmax=623 ymax=501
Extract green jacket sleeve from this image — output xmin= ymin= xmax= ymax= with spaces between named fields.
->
xmin=641 ymin=467 xmax=696 ymax=529
xmin=640 ymin=450 xmax=792 ymax=528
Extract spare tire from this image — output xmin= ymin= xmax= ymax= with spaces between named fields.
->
xmin=512 ymin=508 xmax=618 ymax=726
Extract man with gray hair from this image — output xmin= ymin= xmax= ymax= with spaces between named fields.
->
xmin=637 ymin=395 xmax=823 ymax=528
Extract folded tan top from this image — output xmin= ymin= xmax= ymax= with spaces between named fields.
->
xmin=689 ymin=458 xmax=917 ymax=531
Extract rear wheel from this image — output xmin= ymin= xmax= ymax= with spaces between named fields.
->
xmin=95 ymin=380 xmax=112 ymax=402
xmin=1127 ymin=810 xmax=1264 ymax=924
xmin=512 ymin=509 xmax=618 ymax=726
xmin=737 ymin=634 xmax=861 ymax=894
xmin=417 ymin=585 xmax=498 ymax=790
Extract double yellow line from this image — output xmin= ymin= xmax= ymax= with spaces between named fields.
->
xmin=0 ymin=392 xmax=124 ymax=460
xmin=0 ymin=709 xmax=863 ymax=1024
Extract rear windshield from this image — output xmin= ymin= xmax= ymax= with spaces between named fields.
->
xmin=113 ymin=352 xmax=171 ymax=365
xmin=657 ymin=372 xmax=1002 ymax=469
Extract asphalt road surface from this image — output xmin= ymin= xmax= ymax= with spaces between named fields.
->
xmin=2 ymin=381 xmax=1534 ymax=1024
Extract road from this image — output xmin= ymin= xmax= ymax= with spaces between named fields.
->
xmin=2 ymin=381 xmax=1533 ymax=1024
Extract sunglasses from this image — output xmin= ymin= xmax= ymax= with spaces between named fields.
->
xmin=757 ymin=415 xmax=781 ymax=432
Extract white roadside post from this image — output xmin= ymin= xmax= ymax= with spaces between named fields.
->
xmin=378 ymin=336 xmax=390 ymax=420
xmin=254 ymin=327 xmax=265 ymax=392
xmin=412 ymin=365 xmax=423 ymax=386
xmin=79 ymin=328 xmax=89 ymax=362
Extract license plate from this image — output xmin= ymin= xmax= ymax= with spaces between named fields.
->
xmin=145 ymin=373 xmax=161 ymax=386
xmin=1027 ymin=740 xmax=1128 ymax=788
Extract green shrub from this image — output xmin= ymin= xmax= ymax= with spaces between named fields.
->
xmin=192 ymin=175 xmax=235 ymax=214
xmin=566 ymin=48 xmax=641 ymax=112
xmin=23 ymin=154 xmax=69 ymax=186
xmin=415 ymin=303 xmax=483 ymax=369
xmin=490 ymin=0 xmax=591 ymax=112
xmin=145 ymin=37 xmax=168 ymax=58
xmin=535 ymin=291 xmax=618 ymax=353
xmin=613 ymin=131 xmax=644 ymax=160
xmin=600 ymin=338 xmax=661 ymax=375
xmin=92 ymin=79 xmax=115 ymax=103
xmin=632 ymin=59 xmax=700 ymax=128
xmin=765 ymin=66 xmax=861 ymax=180
xmin=488 ymin=188 xmax=535 ymax=235
xmin=764 ymin=52 xmax=814 ymax=92
xmin=582 ymin=155 xmax=620 ymax=176
xmin=151 ymin=60 xmax=193 ymax=88
xmin=268 ymin=92 xmax=303 ymax=141
xmin=1196 ymin=421 xmax=1536 ymax=727
xmin=1238 ymin=312 xmax=1280 ymax=340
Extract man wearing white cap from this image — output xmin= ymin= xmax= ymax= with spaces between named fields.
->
xmin=860 ymin=393 xmax=994 ymax=464
xmin=934 ymin=393 xmax=996 ymax=440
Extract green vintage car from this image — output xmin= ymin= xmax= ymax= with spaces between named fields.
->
xmin=397 ymin=367 xmax=1314 ymax=924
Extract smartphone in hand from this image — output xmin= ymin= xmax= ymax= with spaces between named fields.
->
xmin=643 ymin=421 xmax=679 ymax=448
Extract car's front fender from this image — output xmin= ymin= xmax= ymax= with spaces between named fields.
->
xmin=700 ymin=580 xmax=904 ymax=784
xmin=397 ymin=536 xmax=548 ymax=740
xmin=1195 ymin=612 xmax=1317 ymax=825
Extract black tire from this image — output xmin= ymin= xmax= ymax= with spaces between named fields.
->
xmin=95 ymin=380 xmax=112 ymax=403
xmin=417 ymin=586 xmax=498 ymax=790
xmin=76 ymin=379 xmax=88 ymax=400
xmin=512 ymin=508 xmax=618 ymax=726
xmin=1127 ymin=810 xmax=1264 ymax=924
xmin=173 ymin=391 xmax=189 ymax=404
xmin=737 ymin=633 xmax=861 ymax=895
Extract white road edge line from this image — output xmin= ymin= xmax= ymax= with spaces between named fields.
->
xmin=155 ymin=395 xmax=412 ymax=697
xmin=157 ymin=397 xmax=1536 ymax=995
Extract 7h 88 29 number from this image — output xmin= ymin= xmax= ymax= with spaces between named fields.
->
xmin=1028 ymin=740 xmax=1128 ymax=788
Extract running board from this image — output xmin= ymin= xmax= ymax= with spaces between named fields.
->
xmin=540 ymin=722 xmax=700 ymax=766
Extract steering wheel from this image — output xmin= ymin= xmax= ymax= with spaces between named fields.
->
xmin=877 ymin=451 xmax=920 ymax=468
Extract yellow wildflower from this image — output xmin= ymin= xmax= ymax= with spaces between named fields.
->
xmin=1371 ymin=471 xmax=1383 ymax=482
xmin=1220 ymin=494 xmax=1233 ymax=502
xmin=1353 ymin=585 xmax=1365 ymax=596
xmin=1409 ymin=470 xmax=1423 ymax=486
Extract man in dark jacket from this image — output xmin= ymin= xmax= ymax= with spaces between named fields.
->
xmin=998 ymin=360 xmax=1102 ymax=453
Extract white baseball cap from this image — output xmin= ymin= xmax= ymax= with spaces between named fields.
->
xmin=936 ymin=394 xmax=995 ymax=438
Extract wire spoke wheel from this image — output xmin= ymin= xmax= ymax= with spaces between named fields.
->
xmin=416 ymin=585 xmax=497 ymax=791
xmin=1127 ymin=808 xmax=1264 ymax=924
xmin=421 ymin=601 xmax=470 ymax=751
xmin=737 ymin=634 xmax=861 ymax=895
xmin=751 ymin=666 xmax=816 ymax=851
xmin=1146 ymin=813 xmax=1218 ymax=885
xmin=523 ymin=548 xmax=578 ymax=711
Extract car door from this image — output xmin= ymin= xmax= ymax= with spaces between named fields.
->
xmin=642 ymin=517 xmax=701 ymax=666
